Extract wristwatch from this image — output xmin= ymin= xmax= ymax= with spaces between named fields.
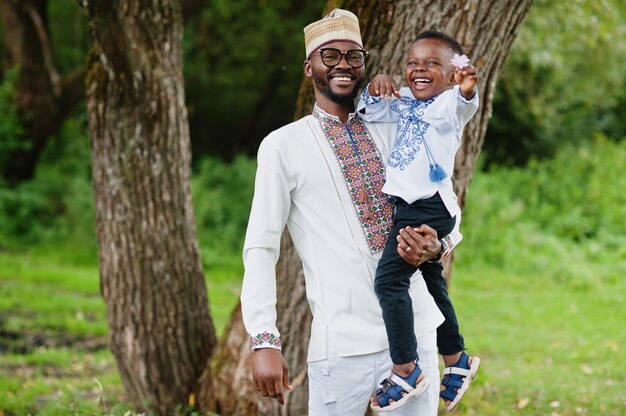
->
xmin=430 ymin=238 xmax=447 ymax=262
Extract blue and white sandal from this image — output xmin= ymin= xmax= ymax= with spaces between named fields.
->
xmin=440 ymin=352 xmax=481 ymax=412
xmin=370 ymin=363 xmax=430 ymax=412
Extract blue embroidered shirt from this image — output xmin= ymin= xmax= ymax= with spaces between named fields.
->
xmin=356 ymin=84 xmax=479 ymax=218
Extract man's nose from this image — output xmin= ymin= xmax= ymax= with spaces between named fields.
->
xmin=335 ymin=54 xmax=351 ymax=69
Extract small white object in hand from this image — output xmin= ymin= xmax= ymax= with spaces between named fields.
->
xmin=450 ymin=53 xmax=470 ymax=69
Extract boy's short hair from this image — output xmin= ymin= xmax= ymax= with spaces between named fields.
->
xmin=415 ymin=30 xmax=463 ymax=55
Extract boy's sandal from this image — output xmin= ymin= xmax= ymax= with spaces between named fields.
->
xmin=370 ymin=364 xmax=430 ymax=412
xmin=440 ymin=352 xmax=481 ymax=412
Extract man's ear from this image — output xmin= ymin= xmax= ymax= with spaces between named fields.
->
xmin=304 ymin=60 xmax=312 ymax=78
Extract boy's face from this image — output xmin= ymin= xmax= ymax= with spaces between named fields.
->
xmin=404 ymin=38 xmax=456 ymax=101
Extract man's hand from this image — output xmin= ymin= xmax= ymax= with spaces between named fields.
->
xmin=454 ymin=64 xmax=479 ymax=100
xmin=369 ymin=74 xmax=402 ymax=100
xmin=396 ymin=224 xmax=442 ymax=266
xmin=253 ymin=348 xmax=291 ymax=405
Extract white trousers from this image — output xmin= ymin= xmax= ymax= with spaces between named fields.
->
xmin=308 ymin=330 xmax=439 ymax=416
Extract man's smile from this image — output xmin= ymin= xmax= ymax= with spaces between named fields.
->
xmin=329 ymin=73 xmax=356 ymax=86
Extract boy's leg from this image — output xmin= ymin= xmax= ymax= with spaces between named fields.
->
xmin=375 ymin=193 xmax=455 ymax=365
xmin=375 ymin=213 xmax=420 ymax=365
xmin=409 ymin=192 xmax=462 ymax=356
xmin=418 ymin=261 xmax=464 ymax=356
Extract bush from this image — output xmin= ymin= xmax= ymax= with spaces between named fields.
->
xmin=459 ymin=135 xmax=626 ymax=285
xmin=191 ymin=155 xmax=256 ymax=267
xmin=0 ymin=115 xmax=96 ymax=261
xmin=0 ymin=68 xmax=26 ymax=172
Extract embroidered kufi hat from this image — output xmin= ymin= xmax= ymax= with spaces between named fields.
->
xmin=304 ymin=9 xmax=363 ymax=58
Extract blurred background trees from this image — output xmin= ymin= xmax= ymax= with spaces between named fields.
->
xmin=0 ymin=0 xmax=623 ymax=265
xmin=483 ymin=0 xmax=626 ymax=167
xmin=1 ymin=0 xmax=625 ymax=187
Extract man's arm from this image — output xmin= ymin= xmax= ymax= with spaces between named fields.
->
xmin=241 ymin=138 xmax=293 ymax=404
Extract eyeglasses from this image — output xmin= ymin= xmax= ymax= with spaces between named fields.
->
xmin=314 ymin=48 xmax=368 ymax=68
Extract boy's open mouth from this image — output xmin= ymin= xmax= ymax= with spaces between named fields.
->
xmin=413 ymin=77 xmax=432 ymax=87
xmin=413 ymin=77 xmax=433 ymax=90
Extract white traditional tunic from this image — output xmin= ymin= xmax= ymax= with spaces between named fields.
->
xmin=241 ymin=105 xmax=462 ymax=362
xmin=357 ymin=85 xmax=479 ymax=219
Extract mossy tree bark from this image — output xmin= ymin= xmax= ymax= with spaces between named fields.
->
xmin=205 ymin=0 xmax=533 ymax=414
xmin=82 ymin=1 xmax=216 ymax=414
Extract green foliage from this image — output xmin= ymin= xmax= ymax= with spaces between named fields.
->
xmin=183 ymin=0 xmax=325 ymax=159
xmin=485 ymin=0 xmax=626 ymax=166
xmin=191 ymin=155 xmax=256 ymax=267
xmin=0 ymin=114 xmax=96 ymax=262
xmin=459 ymin=136 xmax=626 ymax=286
xmin=48 ymin=1 xmax=90 ymax=74
xmin=0 ymin=68 xmax=26 ymax=170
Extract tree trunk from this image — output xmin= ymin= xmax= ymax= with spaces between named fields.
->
xmin=207 ymin=0 xmax=533 ymax=414
xmin=82 ymin=1 xmax=216 ymax=414
xmin=0 ymin=0 xmax=85 ymax=184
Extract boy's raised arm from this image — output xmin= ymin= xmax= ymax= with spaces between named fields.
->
xmin=356 ymin=74 xmax=402 ymax=122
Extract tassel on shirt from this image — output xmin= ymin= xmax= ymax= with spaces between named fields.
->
xmin=429 ymin=163 xmax=448 ymax=182
xmin=358 ymin=186 xmax=372 ymax=219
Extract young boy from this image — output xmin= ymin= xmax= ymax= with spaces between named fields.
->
xmin=358 ymin=31 xmax=481 ymax=412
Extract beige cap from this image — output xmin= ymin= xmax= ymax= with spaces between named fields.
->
xmin=304 ymin=9 xmax=363 ymax=58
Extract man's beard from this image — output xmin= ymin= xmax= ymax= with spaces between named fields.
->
xmin=312 ymin=72 xmax=364 ymax=106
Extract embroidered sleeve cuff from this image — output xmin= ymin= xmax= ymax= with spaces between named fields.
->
xmin=456 ymin=85 xmax=479 ymax=103
xmin=362 ymin=83 xmax=382 ymax=105
xmin=250 ymin=331 xmax=282 ymax=350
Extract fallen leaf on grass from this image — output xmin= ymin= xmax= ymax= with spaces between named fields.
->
xmin=517 ymin=397 xmax=530 ymax=409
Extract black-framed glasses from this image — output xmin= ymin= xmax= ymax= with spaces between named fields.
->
xmin=315 ymin=48 xmax=368 ymax=68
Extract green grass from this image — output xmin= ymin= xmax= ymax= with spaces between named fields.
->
xmin=2 ymin=245 xmax=625 ymax=416
xmin=448 ymin=263 xmax=626 ymax=415
xmin=0 ymin=250 xmax=242 ymax=415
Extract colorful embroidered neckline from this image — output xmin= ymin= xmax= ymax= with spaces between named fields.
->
xmin=313 ymin=106 xmax=393 ymax=254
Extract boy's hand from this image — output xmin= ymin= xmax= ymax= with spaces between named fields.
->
xmin=454 ymin=65 xmax=479 ymax=100
xmin=369 ymin=74 xmax=401 ymax=100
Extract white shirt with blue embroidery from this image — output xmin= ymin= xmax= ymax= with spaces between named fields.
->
xmin=356 ymin=85 xmax=479 ymax=218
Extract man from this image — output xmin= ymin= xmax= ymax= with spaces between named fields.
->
xmin=241 ymin=9 xmax=461 ymax=415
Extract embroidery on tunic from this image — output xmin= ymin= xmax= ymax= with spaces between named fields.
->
xmin=388 ymin=97 xmax=435 ymax=171
xmin=250 ymin=331 xmax=281 ymax=349
xmin=313 ymin=108 xmax=393 ymax=254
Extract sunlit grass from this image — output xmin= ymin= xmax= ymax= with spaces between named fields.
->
xmin=448 ymin=259 xmax=626 ymax=415
xmin=0 ymin=249 xmax=243 ymax=415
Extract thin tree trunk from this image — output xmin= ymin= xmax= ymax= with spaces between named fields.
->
xmin=0 ymin=0 xmax=85 ymax=184
xmin=82 ymin=1 xmax=216 ymax=414
xmin=207 ymin=1 xmax=532 ymax=414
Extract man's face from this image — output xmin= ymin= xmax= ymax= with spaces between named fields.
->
xmin=304 ymin=41 xmax=365 ymax=106
xmin=404 ymin=38 xmax=456 ymax=101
